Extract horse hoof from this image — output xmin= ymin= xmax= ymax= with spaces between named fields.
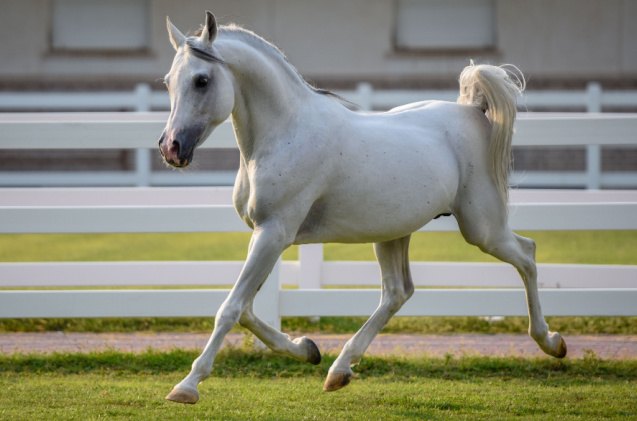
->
xmin=323 ymin=371 xmax=352 ymax=392
xmin=540 ymin=333 xmax=567 ymax=359
xmin=555 ymin=336 xmax=567 ymax=359
xmin=294 ymin=337 xmax=321 ymax=365
xmin=165 ymin=386 xmax=199 ymax=404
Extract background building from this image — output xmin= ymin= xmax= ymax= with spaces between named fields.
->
xmin=1 ymin=0 xmax=635 ymax=91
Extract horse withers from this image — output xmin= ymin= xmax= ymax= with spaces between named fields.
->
xmin=158 ymin=11 xmax=566 ymax=404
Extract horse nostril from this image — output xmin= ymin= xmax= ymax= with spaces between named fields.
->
xmin=170 ymin=140 xmax=181 ymax=154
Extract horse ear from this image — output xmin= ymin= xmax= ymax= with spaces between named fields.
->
xmin=166 ymin=16 xmax=186 ymax=51
xmin=200 ymin=11 xmax=218 ymax=44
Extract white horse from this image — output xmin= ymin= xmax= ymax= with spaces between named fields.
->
xmin=159 ymin=11 xmax=567 ymax=404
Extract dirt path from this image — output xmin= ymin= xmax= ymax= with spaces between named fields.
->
xmin=1 ymin=332 xmax=636 ymax=359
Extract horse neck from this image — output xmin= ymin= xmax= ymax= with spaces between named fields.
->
xmin=217 ymin=31 xmax=315 ymax=159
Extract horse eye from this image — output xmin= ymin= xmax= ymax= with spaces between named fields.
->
xmin=194 ymin=75 xmax=209 ymax=89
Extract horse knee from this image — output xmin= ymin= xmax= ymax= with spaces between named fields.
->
xmin=215 ymin=302 xmax=243 ymax=330
xmin=382 ymin=283 xmax=412 ymax=313
xmin=190 ymin=355 xmax=213 ymax=380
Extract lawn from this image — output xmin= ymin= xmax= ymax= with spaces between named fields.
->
xmin=1 ymin=231 xmax=636 ymax=418
xmin=1 ymin=230 xmax=636 ymax=264
xmin=0 ymin=350 xmax=635 ymax=420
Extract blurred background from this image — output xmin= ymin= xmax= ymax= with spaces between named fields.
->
xmin=0 ymin=0 xmax=636 ymax=187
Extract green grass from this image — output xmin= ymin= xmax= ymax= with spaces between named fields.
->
xmin=0 ymin=350 xmax=636 ymax=420
xmin=0 ymin=232 xmax=255 ymax=262
xmin=3 ymin=232 xmax=635 ymax=418
xmin=3 ymin=315 xmax=636 ymax=336
xmin=1 ymin=231 xmax=636 ymax=264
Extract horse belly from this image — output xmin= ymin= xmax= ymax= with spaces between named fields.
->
xmin=295 ymin=140 xmax=459 ymax=244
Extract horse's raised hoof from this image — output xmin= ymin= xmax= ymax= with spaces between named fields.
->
xmin=554 ymin=336 xmax=567 ymax=359
xmin=323 ymin=371 xmax=352 ymax=392
xmin=165 ymin=386 xmax=199 ymax=404
xmin=294 ymin=336 xmax=321 ymax=365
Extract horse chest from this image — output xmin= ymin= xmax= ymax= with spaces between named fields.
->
xmin=233 ymin=162 xmax=310 ymax=230
xmin=232 ymin=165 xmax=254 ymax=229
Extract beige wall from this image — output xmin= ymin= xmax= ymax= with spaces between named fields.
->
xmin=0 ymin=0 xmax=635 ymax=88
xmin=498 ymin=0 xmax=637 ymax=80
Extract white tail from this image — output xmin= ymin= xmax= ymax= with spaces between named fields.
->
xmin=457 ymin=62 xmax=525 ymax=208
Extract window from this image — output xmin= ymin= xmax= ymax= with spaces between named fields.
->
xmin=395 ymin=0 xmax=496 ymax=52
xmin=51 ymin=0 xmax=149 ymax=52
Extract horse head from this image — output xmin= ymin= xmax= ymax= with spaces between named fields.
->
xmin=158 ymin=11 xmax=234 ymax=168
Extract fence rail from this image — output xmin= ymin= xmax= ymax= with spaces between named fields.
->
xmin=1 ymin=113 xmax=636 ymax=324
xmin=1 ymin=82 xmax=637 ymax=188
xmin=1 ymin=186 xmax=636 ymax=323
xmin=1 ymin=82 xmax=636 ymax=112
xmin=0 ymin=112 xmax=636 ymax=188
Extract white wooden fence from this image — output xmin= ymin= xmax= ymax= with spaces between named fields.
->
xmin=0 ymin=113 xmax=636 ymax=327
xmin=1 ymin=83 xmax=637 ymax=188
xmin=1 ymin=82 xmax=635 ymax=113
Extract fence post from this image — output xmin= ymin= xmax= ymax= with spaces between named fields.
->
xmin=356 ymin=82 xmax=373 ymax=111
xmin=253 ymin=258 xmax=281 ymax=331
xmin=134 ymin=83 xmax=152 ymax=112
xmin=299 ymin=244 xmax=323 ymax=290
xmin=134 ymin=149 xmax=152 ymax=187
xmin=134 ymin=83 xmax=153 ymax=187
xmin=585 ymin=82 xmax=602 ymax=189
xmin=299 ymin=244 xmax=323 ymax=322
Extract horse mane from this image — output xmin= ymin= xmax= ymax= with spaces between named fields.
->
xmin=192 ymin=24 xmax=353 ymax=107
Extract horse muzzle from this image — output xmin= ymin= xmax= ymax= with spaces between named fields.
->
xmin=158 ymin=130 xmax=198 ymax=168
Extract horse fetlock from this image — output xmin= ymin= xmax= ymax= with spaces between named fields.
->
xmin=188 ymin=358 xmax=213 ymax=385
xmin=528 ymin=324 xmax=549 ymax=342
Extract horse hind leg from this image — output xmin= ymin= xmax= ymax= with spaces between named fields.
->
xmin=456 ymin=204 xmax=567 ymax=358
xmin=512 ymin=234 xmax=566 ymax=358
xmin=324 ymin=235 xmax=414 ymax=391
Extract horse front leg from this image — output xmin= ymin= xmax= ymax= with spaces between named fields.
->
xmin=165 ymin=223 xmax=289 ymax=404
xmin=238 ymin=303 xmax=321 ymax=364
xmin=238 ymin=233 xmax=321 ymax=364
